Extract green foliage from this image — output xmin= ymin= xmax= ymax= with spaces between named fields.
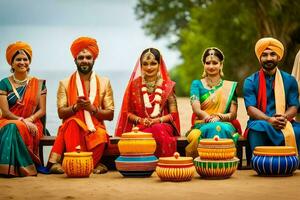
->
xmin=136 ymin=0 xmax=300 ymax=96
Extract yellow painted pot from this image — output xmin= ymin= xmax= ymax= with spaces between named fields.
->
xmin=198 ymin=138 xmax=236 ymax=160
xmin=118 ymin=127 xmax=156 ymax=155
xmin=156 ymin=152 xmax=194 ymax=182
xmin=62 ymin=147 xmax=93 ymax=178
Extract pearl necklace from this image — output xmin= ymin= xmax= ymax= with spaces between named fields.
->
xmin=13 ymin=74 xmax=28 ymax=85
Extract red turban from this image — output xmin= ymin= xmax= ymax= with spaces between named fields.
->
xmin=255 ymin=37 xmax=284 ymax=61
xmin=70 ymin=37 xmax=99 ymax=60
xmin=6 ymin=41 xmax=32 ymax=65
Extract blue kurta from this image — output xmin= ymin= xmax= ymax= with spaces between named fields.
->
xmin=243 ymin=69 xmax=300 ymax=152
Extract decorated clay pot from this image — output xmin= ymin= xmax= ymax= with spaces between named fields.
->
xmin=62 ymin=146 xmax=93 ymax=178
xmin=118 ymin=127 xmax=156 ymax=155
xmin=198 ymin=137 xmax=236 ymax=160
xmin=116 ymin=127 xmax=158 ymax=177
xmin=115 ymin=155 xmax=158 ymax=177
xmin=156 ymin=152 xmax=194 ymax=182
xmin=194 ymin=157 xmax=239 ymax=179
xmin=252 ymin=146 xmax=299 ymax=176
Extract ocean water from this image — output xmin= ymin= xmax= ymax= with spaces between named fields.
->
xmin=0 ymin=69 xmax=132 ymax=136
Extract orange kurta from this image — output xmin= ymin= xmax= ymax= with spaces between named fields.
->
xmin=48 ymin=72 xmax=114 ymax=166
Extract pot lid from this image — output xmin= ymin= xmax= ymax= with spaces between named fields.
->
xmin=199 ymin=136 xmax=234 ymax=146
xmin=64 ymin=145 xmax=93 ymax=157
xmin=158 ymin=152 xmax=193 ymax=165
xmin=121 ymin=127 xmax=153 ymax=138
xmin=253 ymin=146 xmax=296 ymax=156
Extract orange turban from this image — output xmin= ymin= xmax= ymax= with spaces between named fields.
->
xmin=70 ymin=37 xmax=99 ymax=60
xmin=6 ymin=41 xmax=32 ymax=65
xmin=255 ymin=37 xmax=284 ymax=61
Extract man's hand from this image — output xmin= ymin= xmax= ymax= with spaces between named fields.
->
xmin=268 ymin=114 xmax=287 ymax=129
xmin=76 ymin=97 xmax=95 ymax=112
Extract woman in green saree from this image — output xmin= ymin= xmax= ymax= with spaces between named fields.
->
xmin=185 ymin=47 xmax=241 ymax=158
xmin=0 ymin=41 xmax=48 ymax=176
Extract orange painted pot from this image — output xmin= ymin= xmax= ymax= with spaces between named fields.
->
xmin=118 ymin=127 xmax=156 ymax=155
xmin=156 ymin=152 xmax=194 ymax=182
xmin=198 ymin=138 xmax=236 ymax=160
xmin=62 ymin=147 xmax=93 ymax=178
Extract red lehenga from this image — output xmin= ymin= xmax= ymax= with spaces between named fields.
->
xmin=115 ymin=57 xmax=180 ymax=157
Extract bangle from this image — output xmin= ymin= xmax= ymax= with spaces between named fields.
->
xmin=29 ymin=116 xmax=35 ymax=122
xmin=72 ymin=104 xmax=78 ymax=113
xmin=91 ymin=107 xmax=98 ymax=115
xmin=135 ymin=117 xmax=140 ymax=124
xmin=160 ymin=117 xmax=163 ymax=123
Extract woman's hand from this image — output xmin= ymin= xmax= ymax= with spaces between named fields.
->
xmin=23 ymin=118 xmax=38 ymax=136
xmin=141 ymin=118 xmax=153 ymax=127
xmin=204 ymin=115 xmax=220 ymax=123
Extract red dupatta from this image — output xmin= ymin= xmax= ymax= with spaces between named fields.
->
xmin=115 ymin=54 xmax=180 ymax=136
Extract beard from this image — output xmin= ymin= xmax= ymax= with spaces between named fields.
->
xmin=261 ymin=60 xmax=278 ymax=71
xmin=76 ymin=61 xmax=94 ymax=74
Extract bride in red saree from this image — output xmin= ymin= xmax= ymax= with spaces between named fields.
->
xmin=115 ymin=48 xmax=180 ymax=157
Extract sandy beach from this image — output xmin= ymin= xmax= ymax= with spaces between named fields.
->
xmin=1 ymin=97 xmax=300 ymax=200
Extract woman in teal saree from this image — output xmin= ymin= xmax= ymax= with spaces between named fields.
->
xmin=0 ymin=41 xmax=47 ymax=176
xmin=185 ymin=47 xmax=241 ymax=158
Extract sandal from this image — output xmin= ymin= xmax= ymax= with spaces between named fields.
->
xmin=50 ymin=163 xmax=64 ymax=174
xmin=93 ymin=163 xmax=108 ymax=174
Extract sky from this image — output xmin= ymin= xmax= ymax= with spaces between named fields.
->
xmin=0 ymin=0 xmax=180 ymax=72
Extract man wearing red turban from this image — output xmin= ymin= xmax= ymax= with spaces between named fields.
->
xmin=243 ymin=37 xmax=300 ymax=156
xmin=48 ymin=36 xmax=114 ymax=174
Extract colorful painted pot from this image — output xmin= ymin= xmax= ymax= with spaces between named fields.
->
xmin=118 ymin=127 xmax=156 ymax=155
xmin=62 ymin=146 xmax=93 ymax=178
xmin=115 ymin=155 xmax=158 ymax=177
xmin=116 ymin=127 xmax=158 ymax=177
xmin=194 ymin=157 xmax=239 ymax=179
xmin=156 ymin=152 xmax=194 ymax=182
xmin=198 ymin=138 xmax=236 ymax=160
xmin=252 ymin=146 xmax=299 ymax=176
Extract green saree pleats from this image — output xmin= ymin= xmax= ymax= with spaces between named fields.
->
xmin=0 ymin=124 xmax=37 ymax=176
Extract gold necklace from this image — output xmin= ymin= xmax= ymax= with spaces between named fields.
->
xmin=13 ymin=74 xmax=28 ymax=85
xmin=206 ymin=77 xmax=221 ymax=88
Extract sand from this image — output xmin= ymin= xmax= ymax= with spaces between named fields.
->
xmin=1 ymin=97 xmax=300 ymax=200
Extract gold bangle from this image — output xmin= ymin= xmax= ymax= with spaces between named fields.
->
xmin=30 ymin=116 xmax=35 ymax=122
xmin=135 ymin=117 xmax=140 ymax=124
xmin=160 ymin=117 xmax=163 ymax=123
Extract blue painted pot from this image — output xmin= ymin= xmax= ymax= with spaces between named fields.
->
xmin=251 ymin=146 xmax=299 ymax=176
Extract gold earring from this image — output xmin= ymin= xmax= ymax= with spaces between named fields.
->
xmin=220 ymin=68 xmax=224 ymax=77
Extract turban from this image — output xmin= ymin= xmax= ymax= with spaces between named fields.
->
xmin=6 ymin=41 xmax=32 ymax=65
xmin=70 ymin=37 xmax=99 ymax=60
xmin=255 ymin=37 xmax=284 ymax=61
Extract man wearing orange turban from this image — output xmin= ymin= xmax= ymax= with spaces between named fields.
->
xmin=243 ymin=37 xmax=300 ymax=158
xmin=48 ymin=36 xmax=114 ymax=174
